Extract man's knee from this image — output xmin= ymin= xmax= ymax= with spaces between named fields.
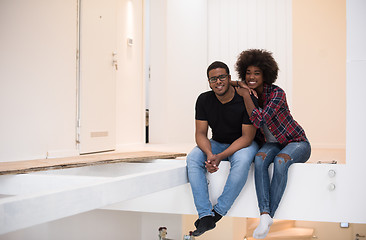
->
xmin=231 ymin=150 xmax=253 ymax=168
xmin=187 ymin=147 xmax=205 ymax=165
xmin=234 ymin=142 xmax=258 ymax=159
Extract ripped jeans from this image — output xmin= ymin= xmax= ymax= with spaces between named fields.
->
xmin=254 ymin=141 xmax=311 ymax=217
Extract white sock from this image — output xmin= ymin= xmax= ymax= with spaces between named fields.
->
xmin=253 ymin=214 xmax=273 ymax=239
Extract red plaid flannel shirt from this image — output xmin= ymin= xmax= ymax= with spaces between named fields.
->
xmin=250 ymin=84 xmax=307 ymax=145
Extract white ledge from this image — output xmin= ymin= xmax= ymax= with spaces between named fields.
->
xmin=104 ymin=161 xmax=366 ymax=224
xmin=1 ymin=158 xmax=365 ymax=235
xmin=0 ymin=160 xmax=187 ymax=235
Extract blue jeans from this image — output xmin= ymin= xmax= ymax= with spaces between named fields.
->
xmin=187 ymin=139 xmax=258 ymax=218
xmin=254 ymin=141 xmax=311 ymax=217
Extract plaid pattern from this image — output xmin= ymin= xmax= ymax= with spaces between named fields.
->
xmin=250 ymin=84 xmax=307 ymax=145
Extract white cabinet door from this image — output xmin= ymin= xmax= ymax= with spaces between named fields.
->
xmin=79 ymin=0 xmax=117 ymax=154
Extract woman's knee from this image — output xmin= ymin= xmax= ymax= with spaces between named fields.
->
xmin=255 ymin=152 xmax=267 ymax=161
xmin=273 ymin=153 xmax=292 ymax=173
xmin=274 ymin=153 xmax=291 ymax=165
xmin=254 ymin=151 xmax=270 ymax=170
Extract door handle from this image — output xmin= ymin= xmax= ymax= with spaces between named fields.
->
xmin=112 ymin=52 xmax=118 ymax=70
xmin=112 ymin=60 xmax=118 ymax=70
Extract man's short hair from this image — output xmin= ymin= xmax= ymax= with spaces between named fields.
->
xmin=159 ymin=227 xmax=167 ymax=231
xmin=207 ymin=61 xmax=230 ymax=78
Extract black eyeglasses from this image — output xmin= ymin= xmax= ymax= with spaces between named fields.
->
xmin=208 ymin=74 xmax=228 ymax=83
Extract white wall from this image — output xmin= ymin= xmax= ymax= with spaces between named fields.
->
xmin=208 ymin=0 xmax=292 ymax=100
xmin=0 ymin=210 xmax=182 ymax=240
xmin=115 ymin=0 xmax=145 ymax=148
xmin=0 ymin=0 xmax=146 ymax=162
xmin=148 ymin=0 xmax=292 ymax=144
xmin=148 ymin=0 xmax=208 ymax=144
xmin=346 ymin=0 xmax=366 ymax=169
xmin=292 ymin=0 xmax=346 ymax=151
xmin=344 ymin=0 xmax=366 ymax=219
xmin=0 ymin=0 xmax=78 ymax=161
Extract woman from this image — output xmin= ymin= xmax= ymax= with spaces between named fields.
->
xmin=233 ymin=49 xmax=311 ymax=239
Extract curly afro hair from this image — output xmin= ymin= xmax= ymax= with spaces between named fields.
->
xmin=235 ymin=49 xmax=279 ymax=85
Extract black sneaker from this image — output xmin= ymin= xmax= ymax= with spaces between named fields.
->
xmin=194 ymin=210 xmax=222 ymax=228
xmin=213 ymin=209 xmax=222 ymax=223
xmin=192 ymin=215 xmax=216 ymax=237
xmin=194 ymin=218 xmax=200 ymax=228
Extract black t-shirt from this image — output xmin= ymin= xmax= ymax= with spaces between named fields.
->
xmin=195 ymin=90 xmax=252 ymax=144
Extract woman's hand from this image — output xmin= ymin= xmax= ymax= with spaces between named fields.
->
xmin=231 ymin=80 xmax=258 ymax=98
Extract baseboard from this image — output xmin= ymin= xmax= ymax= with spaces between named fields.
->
xmin=46 ymin=149 xmax=79 ymax=159
xmin=115 ymin=143 xmax=147 ymax=152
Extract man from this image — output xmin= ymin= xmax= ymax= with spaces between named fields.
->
xmin=187 ymin=61 xmax=258 ymax=236
xmin=158 ymin=227 xmax=169 ymax=240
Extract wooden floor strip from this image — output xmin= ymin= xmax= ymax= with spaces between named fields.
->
xmin=0 ymin=151 xmax=186 ymax=175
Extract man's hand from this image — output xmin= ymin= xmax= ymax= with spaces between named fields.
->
xmin=205 ymin=154 xmax=222 ymax=173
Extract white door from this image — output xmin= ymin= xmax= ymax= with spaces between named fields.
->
xmin=79 ymin=0 xmax=117 ymax=154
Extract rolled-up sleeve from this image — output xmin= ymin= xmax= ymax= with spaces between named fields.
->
xmin=249 ymin=87 xmax=287 ymax=129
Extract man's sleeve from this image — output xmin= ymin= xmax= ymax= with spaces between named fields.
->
xmin=195 ymin=93 xmax=207 ymax=121
xmin=251 ymin=94 xmax=260 ymax=108
xmin=242 ymin=111 xmax=252 ymax=125
xmin=242 ymin=94 xmax=258 ymax=125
